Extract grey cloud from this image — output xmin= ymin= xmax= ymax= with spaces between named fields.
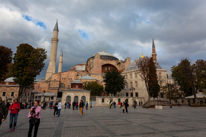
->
xmin=0 ymin=0 xmax=206 ymax=80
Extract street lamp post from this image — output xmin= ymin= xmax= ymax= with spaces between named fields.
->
xmin=168 ymin=84 xmax=172 ymax=108
xmin=90 ymin=88 xmax=93 ymax=108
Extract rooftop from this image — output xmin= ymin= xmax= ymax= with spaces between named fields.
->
xmin=80 ymin=75 xmax=95 ymax=80
xmin=71 ymin=79 xmax=82 ymax=84
xmin=4 ymin=77 xmax=15 ymax=82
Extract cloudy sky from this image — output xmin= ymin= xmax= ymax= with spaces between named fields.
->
xmin=0 ymin=0 xmax=206 ymax=81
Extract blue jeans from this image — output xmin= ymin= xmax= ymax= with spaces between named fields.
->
xmin=58 ymin=109 xmax=61 ymax=117
xmin=10 ymin=113 xmax=18 ymax=129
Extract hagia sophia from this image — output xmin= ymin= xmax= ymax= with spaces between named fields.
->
xmin=31 ymin=20 xmax=174 ymax=105
xmin=0 ymin=20 xmax=174 ymax=106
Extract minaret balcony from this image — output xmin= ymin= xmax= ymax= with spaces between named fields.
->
xmin=51 ymin=38 xmax=59 ymax=42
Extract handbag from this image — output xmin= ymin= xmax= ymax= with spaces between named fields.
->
xmin=29 ymin=117 xmax=38 ymax=124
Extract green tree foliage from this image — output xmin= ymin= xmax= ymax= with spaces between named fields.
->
xmin=163 ymin=83 xmax=184 ymax=102
xmin=103 ymin=69 xmax=126 ymax=96
xmin=195 ymin=59 xmax=206 ymax=92
xmin=148 ymin=57 xmax=160 ymax=98
xmin=171 ymin=58 xmax=206 ymax=105
xmin=171 ymin=64 xmax=192 ymax=96
xmin=12 ymin=43 xmax=47 ymax=99
xmin=4 ymin=63 xmax=13 ymax=79
xmin=83 ymin=81 xmax=104 ymax=96
xmin=0 ymin=45 xmax=13 ymax=82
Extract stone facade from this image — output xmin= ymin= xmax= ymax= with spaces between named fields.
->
xmin=61 ymin=89 xmax=91 ymax=106
xmin=0 ymin=78 xmax=32 ymax=103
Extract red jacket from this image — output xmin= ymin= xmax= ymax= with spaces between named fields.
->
xmin=9 ymin=102 xmax=21 ymax=114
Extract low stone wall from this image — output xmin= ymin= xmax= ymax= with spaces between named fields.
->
xmin=95 ymin=96 xmax=145 ymax=106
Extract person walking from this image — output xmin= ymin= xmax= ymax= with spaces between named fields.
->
xmin=28 ymin=101 xmax=41 ymax=137
xmin=124 ymin=100 xmax=129 ymax=113
xmin=64 ymin=102 xmax=67 ymax=109
xmin=109 ymin=102 xmax=112 ymax=109
xmin=86 ymin=102 xmax=88 ymax=110
xmin=76 ymin=102 xmax=78 ymax=110
xmin=114 ymin=101 xmax=116 ymax=108
xmin=0 ymin=97 xmax=8 ymax=126
xmin=72 ymin=101 xmax=76 ymax=110
xmin=68 ymin=102 xmax=71 ymax=109
xmin=53 ymin=102 xmax=58 ymax=116
xmin=57 ymin=101 xmax=61 ymax=117
xmin=79 ymin=100 xmax=84 ymax=115
xmin=177 ymin=101 xmax=180 ymax=107
xmin=50 ymin=101 xmax=53 ymax=109
xmin=133 ymin=101 xmax=136 ymax=109
xmin=122 ymin=103 xmax=125 ymax=113
xmin=9 ymin=98 xmax=21 ymax=132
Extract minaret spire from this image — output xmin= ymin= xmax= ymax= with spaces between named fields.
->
xmin=45 ymin=20 xmax=59 ymax=80
xmin=152 ymin=37 xmax=157 ymax=62
xmin=53 ymin=19 xmax=59 ymax=32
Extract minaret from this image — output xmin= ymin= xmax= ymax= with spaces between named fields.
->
xmin=152 ymin=37 xmax=157 ymax=62
xmin=45 ymin=20 xmax=59 ymax=80
xmin=58 ymin=49 xmax=63 ymax=73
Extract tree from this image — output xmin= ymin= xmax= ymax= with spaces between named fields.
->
xmin=163 ymin=83 xmax=184 ymax=104
xmin=136 ymin=56 xmax=150 ymax=105
xmin=0 ymin=45 xmax=13 ymax=82
xmin=3 ymin=63 xmax=13 ymax=79
xmin=103 ymin=69 xmax=126 ymax=96
xmin=12 ymin=43 xmax=47 ymax=100
xmin=195 ymin=59 xmax=206 ymax=92
xmin=148 ymin=57 xmax=160 ymax=99
xmin=171 ymin=58 xmax=206 ymax=106
xmin=83 ymin=81 xmax=104 ymax=96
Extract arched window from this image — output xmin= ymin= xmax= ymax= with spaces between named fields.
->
xmin=66 ymin=96 xmax=71 ymax=103
xmin=74 ymin=96 xmax=78 ymax=102
xmin=81 ymin=96 xmax=86 ymax=102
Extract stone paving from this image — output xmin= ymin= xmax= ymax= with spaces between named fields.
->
xmin=0 ymin=106 xmax=206 ymax=137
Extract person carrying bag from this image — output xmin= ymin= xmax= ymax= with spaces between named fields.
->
xmin=28 ymin=101 xmax=41 ymax=137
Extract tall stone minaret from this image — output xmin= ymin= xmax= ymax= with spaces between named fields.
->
xmin=45 ymin=20 xmax=59 ymax=80
xmin=58 ymin=49 xmax=63 ymax=73
xmin=152 ymin=37 xmax=157 ymax=62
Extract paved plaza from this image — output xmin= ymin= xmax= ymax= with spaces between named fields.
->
xmin=0 ymin=106 xmax=206 ymax=137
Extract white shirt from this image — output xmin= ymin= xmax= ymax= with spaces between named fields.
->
xmin=57 ymin=102 xmax=61 ymax=109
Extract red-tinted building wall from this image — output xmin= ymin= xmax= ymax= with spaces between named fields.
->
xmin=71 ymin=83 xmax=83 ymax=89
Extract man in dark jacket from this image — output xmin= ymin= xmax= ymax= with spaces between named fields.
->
xmin=0 ymin=97 xmax=8 ymax=126
xmin=72 ymin=101 xmax=76 ymax=110
xmin=53 ymin=102 xmax=58 ymax=116
xmin=124 ymin=100 xmax=129 ymax=113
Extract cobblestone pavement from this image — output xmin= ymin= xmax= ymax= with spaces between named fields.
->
xmin=0 ymin=106 xmax=206 ymax=137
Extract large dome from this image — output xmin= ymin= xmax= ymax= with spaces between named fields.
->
xmin=89 ymin=51 xmax=119 ymax=61
xmin=126 ymin=59 xmax=162 ymax=71
xmin=93 ymin=51 xmax=113 ymax=56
